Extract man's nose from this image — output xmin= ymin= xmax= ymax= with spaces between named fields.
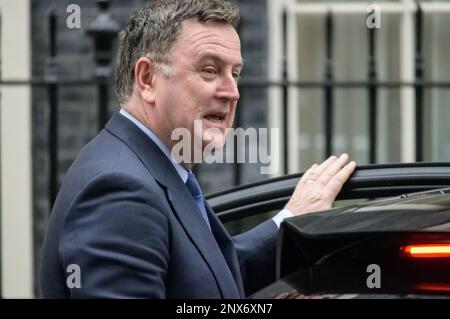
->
xmin=216 ymin=75 xmax=240 ymax=102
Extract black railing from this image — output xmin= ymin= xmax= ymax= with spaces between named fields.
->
xmin=281 ymin=9 xmax=289 ymax=174
xmin=47 ymin=10 xmax=59 ymax=207
xmin=274 ymin=3 xmax=448 ymax=172
xmin=415 ymin=5 xmax=424 ymax=162
xmin=324 ymin=12 xmax=334 ymax=158
xmin=367 ymin=11 xmax=377 ymax=165
xmin=86 ymin=0 xmax=120 ymax=130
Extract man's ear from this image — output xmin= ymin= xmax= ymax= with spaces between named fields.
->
xmin=134 ymin=57 xmax=157 ymax=104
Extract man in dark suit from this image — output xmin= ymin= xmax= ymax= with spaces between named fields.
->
xmin=40 ymin=0 xmax=356 ymax=298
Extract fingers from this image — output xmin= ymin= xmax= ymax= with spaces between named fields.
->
xmin=299 ymin=163 xmax=318 ymax=185
xmin=323 ymin=160 xmax=356 ymax=200
xmin=285 ymin=154 xmax=356 ymax=217
xmin=303 ymin=155 xmax=337 ymax=183
xmin=316 ymin=153 xmax=349 ymax=187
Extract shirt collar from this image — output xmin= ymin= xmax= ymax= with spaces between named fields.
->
xmin=119 ymin=108 xmax=189 ymax=183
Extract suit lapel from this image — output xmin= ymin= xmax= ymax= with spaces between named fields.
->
xmin=205 ymin=202 xmax=246 ymax=298
xmin=105 ymin=112 xmax=242 ymax=298
xmin=165 ymin=170 xmax=241 ymax=298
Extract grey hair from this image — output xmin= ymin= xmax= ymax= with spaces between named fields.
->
xmin=115 ymin=0 xmax=240 ymax=104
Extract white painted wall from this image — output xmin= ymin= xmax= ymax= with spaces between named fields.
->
xmin=0 ymin=0 xmax=33 ymax=298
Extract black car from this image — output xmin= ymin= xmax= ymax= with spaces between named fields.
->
xmin=208 ymin=163 xmax=450 ymax=298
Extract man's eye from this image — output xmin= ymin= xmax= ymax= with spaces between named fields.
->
xmin=232 ymin=72 xmax=241 ymax=80
xmin=203 ymin=68 xmax=217 ymax=76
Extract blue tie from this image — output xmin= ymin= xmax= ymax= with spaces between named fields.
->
xmin=185 ymin=172 xmax=211 ymax=230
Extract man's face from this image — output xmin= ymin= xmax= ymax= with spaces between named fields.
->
xmin=153 ymin=19 xmax=242 ymax=157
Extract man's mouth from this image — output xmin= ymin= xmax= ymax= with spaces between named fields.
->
xmin=203 ymin=113 xmax=227 ymax=123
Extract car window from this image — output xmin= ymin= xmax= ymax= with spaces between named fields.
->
xmin=224 ymin=210 xmax=278 ymax=236
xmin=224 ymin=198 xmax=369 ymax=236
xmin=224 ymin=196 xmax=395 ymax=236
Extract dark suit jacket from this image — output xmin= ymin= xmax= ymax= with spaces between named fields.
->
xmin=40 ymin=112 xmax=278 ymax=298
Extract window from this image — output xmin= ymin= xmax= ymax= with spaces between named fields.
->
xmin=268 ymin=0 xmax=450 ymax=173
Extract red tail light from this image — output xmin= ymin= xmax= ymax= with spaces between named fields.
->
xmin=414 ymin=283 xmax=450 ymax=292
xmin=402 ymin=244 xmax=450 ymax=258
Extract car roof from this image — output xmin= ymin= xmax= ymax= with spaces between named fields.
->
xmin=284 ymin=187 xmax=450 ymax=236
xmin=208 ymin=162 xmax=450 ymax=223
